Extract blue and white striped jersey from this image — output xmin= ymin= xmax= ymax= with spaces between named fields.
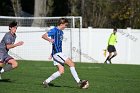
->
xmin=47 ymin=27 xmax=63 ymax=55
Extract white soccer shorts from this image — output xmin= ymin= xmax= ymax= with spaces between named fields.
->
xmin=53 ymin=52 xmax=68 ymax=66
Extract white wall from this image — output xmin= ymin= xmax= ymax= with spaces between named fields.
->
xmin=0 ymin=26 xmax=140 ymax=64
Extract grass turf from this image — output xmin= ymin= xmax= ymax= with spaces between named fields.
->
xmin=0 ymin=60 xmax=140 ymax=93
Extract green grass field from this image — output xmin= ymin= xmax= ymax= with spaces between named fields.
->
xmin=0 ymin=60 xmax=140 ymax=93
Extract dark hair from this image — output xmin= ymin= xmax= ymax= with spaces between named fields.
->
xmin=58 ymin=18 xmax=68 ymax=25
xmin=113 ymin=28 xmax=117 ymax=31
xmin=9 ymin=21 xmax=17 ymax=28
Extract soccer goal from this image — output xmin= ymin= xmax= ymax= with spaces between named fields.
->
xmin=0 ymin=16 xmax=82 ymax=62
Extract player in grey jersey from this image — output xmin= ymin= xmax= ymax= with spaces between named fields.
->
xmin=0 ymin=21 xmax=24 ymax=80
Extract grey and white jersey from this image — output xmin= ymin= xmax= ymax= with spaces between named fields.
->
xmin=0 ymin=32 xmax=16 ymax=53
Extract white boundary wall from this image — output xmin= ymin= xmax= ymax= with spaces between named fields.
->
xmin=0 ymin=26 xmax=140 ymax=64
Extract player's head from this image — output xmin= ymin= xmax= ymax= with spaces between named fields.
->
xmin=9 ymin=21 xmax=18 ymax=33
xmin=57 ymin=18 xmax=68 ymax=30
xmin=113 ymin=27 xmax=117 ymax=34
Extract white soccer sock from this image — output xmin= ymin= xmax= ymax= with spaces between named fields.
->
xmin=45 ymin=71 xmax=61 ymax=83
xmin=70 ymin=67 xmax=80 ymax=83
xmin=0 ymin=68 xmax=4 ymax=73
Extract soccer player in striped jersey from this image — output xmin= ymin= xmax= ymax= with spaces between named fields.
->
xmin=104 ymin=28 xmax=117 ymax=64
xmin=0 ymin=21 xmax=24 ymax=79
xmin=42 ymin=18 xmax=87 ymax=88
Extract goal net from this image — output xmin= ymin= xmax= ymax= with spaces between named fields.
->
xmin=0 ymin=16 xmax=82 ymax=62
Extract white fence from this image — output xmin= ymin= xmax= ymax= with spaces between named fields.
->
xmin=0 ymin=26 xmax=140 ymax=64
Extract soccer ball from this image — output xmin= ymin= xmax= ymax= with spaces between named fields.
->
xmin=82 ymin=80 xmax=89 ymax=89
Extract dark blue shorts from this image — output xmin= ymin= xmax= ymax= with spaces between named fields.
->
xmin=107 ymin=45 xmax=116 ymax=53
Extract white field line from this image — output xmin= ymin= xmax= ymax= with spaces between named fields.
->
xmin=40 ymin=66 xmax=101 ymax=69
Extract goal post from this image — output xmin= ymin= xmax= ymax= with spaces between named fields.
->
xmin=0 ymin=16 xmax=82 ymax=62
xmin=0 ymin=16 xmax=82 ymax=28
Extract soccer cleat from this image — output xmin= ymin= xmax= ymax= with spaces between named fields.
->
xmin=108 ymin=59 xmax=112 ymax=64
xmin=78 ymin=80 xmax=88 ymax=88
xmin=104 ymin=61 xmax=107 ymax=64
xmin=43 ymin=81 xmax=49 ymax=88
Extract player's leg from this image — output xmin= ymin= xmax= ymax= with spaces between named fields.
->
xmin=43 ymin=63 xmax=64 ymax=87
xmin=104 ymin=45 xmax=113 ymax=64
xmin=65 ymin=58 xmax=81 ymax=83
xmin=54 ymin=52 xmax=81 ymax=83
xmin=0 ymin=53 xmax=4 ymax=79
xmin=109 ymin=51 xmax=117 ymax=61
xmin=0 ymin=53 xmax=4 ymax=72
xmin=104 ymin=52 xmax=112 ymax=63
xmin=0 ymin=54 xmax=18 ymax=74
xmin=65 ymin=58 xmax=88 ymax=88
xmin=44 ymin=64 xmax=63 ymax=83
xmin=108 ymin=46 xmax=117 ymax=63
xmin=0 ymin=54 xmax=17 ymax=79
xmin=0 ymin=62 xmax=4 ymax=71
xmin=0 ymin=62 xmax=4 ymax=79
xmin=48 ymin=52 xmax=87 ymax=88
xmin=0 ymin=59 xmax=18 ymax=73
xmin=53 ymin=52 xmax=81 ymax=83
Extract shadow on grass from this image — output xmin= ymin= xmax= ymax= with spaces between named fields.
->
xmin=42 ymin=83 xmax=77 ymax=89
xmin=0 ymin=79 xmax=12 ymax=82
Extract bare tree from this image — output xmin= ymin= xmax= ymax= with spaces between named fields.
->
xmin=34 ymin=0 xmax=47 ymax=17
xmin=11 ymin=0 xmax=22 ymax=16
xmin=32 ymin=0 xmax=47 ymax=26
xmin=68 ymin=0 xmax=79 ymax=16
xmin=46 ymin=0 xmax=53 ymax=16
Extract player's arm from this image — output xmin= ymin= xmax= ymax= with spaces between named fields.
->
xmin=42 ymin=33 xmax=54 ymax=43
xmin=4 ymin=34 xmax=24 ymax=49
xmin=107 ymin=34 xmax=112 ymax=46
xmin=115 ymin=36 xmax=117 ymax=43
xmin=6 ymin=41 xmax=24 ymax=49
xmin=48 ymin=54 xmax=52 ymax=60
